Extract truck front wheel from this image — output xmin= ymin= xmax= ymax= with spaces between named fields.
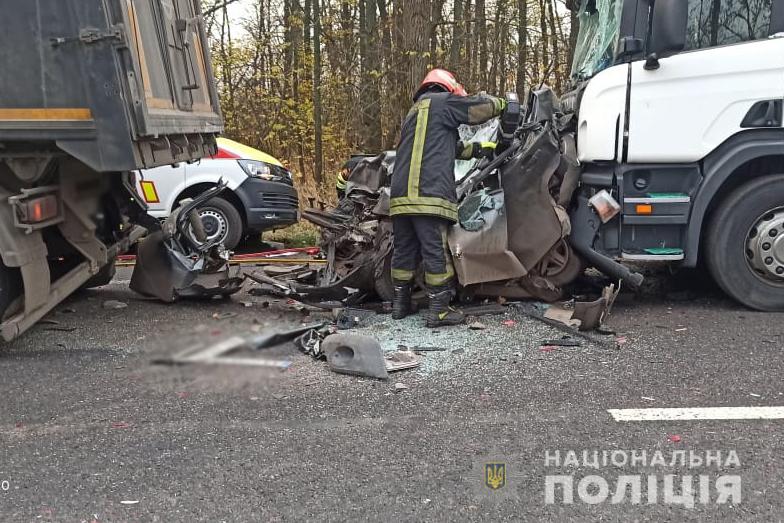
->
xmin=706 ymin=174 xmax=784 ymax=310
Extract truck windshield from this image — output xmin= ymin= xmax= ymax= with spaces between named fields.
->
xmin=570 ymin=0 xmax=624 ymax=81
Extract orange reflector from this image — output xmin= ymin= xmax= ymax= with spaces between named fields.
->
xmin=636 ymin=204 xmax=653 ymax=214
xmin=140 ymin=180 xmax=160 ymax=203
xmin=24 ymin=195 xmax=58 ymax=223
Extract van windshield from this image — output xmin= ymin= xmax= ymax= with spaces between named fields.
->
xmin=570 ymin=0 xmax=624 ymax=81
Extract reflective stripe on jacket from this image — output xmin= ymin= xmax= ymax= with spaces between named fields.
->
xmin=390 ymin=92 xmax=505 ymax=222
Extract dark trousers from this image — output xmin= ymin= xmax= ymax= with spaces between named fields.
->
xmin=391 ymin=215 xmax=455 ymax=288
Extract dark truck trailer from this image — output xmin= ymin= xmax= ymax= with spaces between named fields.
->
xmin=0 ymin=0 xmax=223 ymax=340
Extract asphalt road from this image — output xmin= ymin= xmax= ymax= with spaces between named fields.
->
xmin=0 ymin=266 xmax=782 ymax=521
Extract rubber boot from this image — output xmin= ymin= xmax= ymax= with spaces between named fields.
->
xmin=426 ymin=286 xmax=465 ymax=327
xmin=392 ymin=283 xmax=413 ymax=320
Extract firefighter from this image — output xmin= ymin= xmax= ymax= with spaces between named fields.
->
xmin=390 ymin=68 xmax=506 ymax=327
xmin=335 ymin=156 xmax=366 ymax=200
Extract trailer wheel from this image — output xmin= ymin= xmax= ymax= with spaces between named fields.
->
xmin=0 ymin=261 xmax=21 ymax=320
xmin=706 ymin=174 xmax=784 ymax=310
xmin=194 ymin=196 xmax=243 ymax=250
xmin=80 ymin=260 xmax=117 ymax=289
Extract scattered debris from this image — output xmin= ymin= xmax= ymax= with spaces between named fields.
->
xmin=59 ymin=307 xmax=76 ymax=314
xmin=540 ymin=338 xmax=581 ymax=347
xmin=212 ymin=312 xmax=237 ymax=320
xmin=460 ymin=303 xmax=508 ymax=316
xmin=240 ymin=301 xmax=254 ymax=307
xmin=394 ymin=383 xmax=409 ymax=393
xmin=675 ymin=327 xmax=688 ymax=332
xmin=151 ymin=323 xmax=321 ymax=369
xmin=410 ymin=346 xmax=448 ymax=352
xmin=44 ymin=325 xmax=77 ymax=332
xmin=468 ymin=321 xmax=487 ymax=330
xmin=102 ymin=300 xmax=128 ymax=310
xmin=111 ymin=422 xmax=130 ymax=429
xmin=120 ymin=500 xmax=140 ymax=505
xmin=335 ymin=307 xmax=376 ymax=330
xmin=668 ymin=435 xmax=682 ymax=443
xmin=641 ymin=396 xmax=656 ymax=402
xmin=750 ymin=393 xmax=762 ymax=398
xmin=322 ymin=333 xmax=389 ymax=379
xmin=502 ymin=319 xmax=517 ymax=327
xmin=385 ymin=349 xmax=422 ymax=372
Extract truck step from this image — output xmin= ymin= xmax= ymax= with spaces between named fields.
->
xmin=621 ymin=247 xmax=684 ymax=261
xmin=623 ymin=192 xmax=691 ymax=204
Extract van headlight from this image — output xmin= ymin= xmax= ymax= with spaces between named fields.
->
xmin=238 ymin=159 xmax=274 ymax=180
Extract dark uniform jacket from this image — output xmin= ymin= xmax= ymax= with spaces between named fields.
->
xmin=390 ymin=92 xmax=506 ymax=222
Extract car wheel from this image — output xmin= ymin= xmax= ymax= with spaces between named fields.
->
xmin=706 ymin=174 xmax=784 ymax=310
xmin=195 ymin=196 xmax=243 ymax=250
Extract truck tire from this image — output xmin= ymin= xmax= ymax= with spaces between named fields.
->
xmin=195 ymin=196 xmax=243 ymax=250
xmin=81 ymin=259 xmax=117 ymax=289
xmin=706 ymin=174 xmax=784 ymax=310
xmin=0 ymin=261 xmax=21 ymax=320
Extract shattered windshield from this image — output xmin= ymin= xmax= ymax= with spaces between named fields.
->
xmin=454 ymin=119 xmax=500 ymax=181
xmin=570 ymin=0 xmax=624 ymax=81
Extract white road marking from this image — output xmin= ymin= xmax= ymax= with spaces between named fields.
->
xmin=608 ymin=407 xmax=784 ymax=421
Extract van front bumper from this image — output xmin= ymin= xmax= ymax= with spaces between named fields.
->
xmin=234 ymin=177 xmax=299 ymax=231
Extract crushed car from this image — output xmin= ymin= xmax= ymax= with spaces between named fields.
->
xmin=250 ymin=88 xmax=637 ymax=325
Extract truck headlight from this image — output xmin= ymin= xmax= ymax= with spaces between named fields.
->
xmin=238 ymin=159 xmax=274 ymax=180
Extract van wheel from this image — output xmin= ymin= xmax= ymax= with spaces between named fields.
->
xmin=195 ymin=196 xmax=243 ymax=250
xmin=706 ymin=174 xmax=784 ymax=310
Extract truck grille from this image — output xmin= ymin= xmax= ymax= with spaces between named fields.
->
xmin=261 ymin=193 xmax=299 ymax=209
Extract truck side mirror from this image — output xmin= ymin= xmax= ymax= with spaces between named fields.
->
xmin=645 ymin=0 xmax=688 ymax=70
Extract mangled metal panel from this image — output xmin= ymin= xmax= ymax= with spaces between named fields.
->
xmin=449 ymin=190 xmax=527 ymax=285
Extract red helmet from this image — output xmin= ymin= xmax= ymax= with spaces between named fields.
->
xmin=414 ymin=68 xmax=467 ymax=100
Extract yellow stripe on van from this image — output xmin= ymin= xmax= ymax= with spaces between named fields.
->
xmin=0 ymin=108 xmax=93 ymax=120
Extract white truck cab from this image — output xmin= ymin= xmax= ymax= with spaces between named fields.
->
xmin=565 ymin=0 xmax=784 ymax=309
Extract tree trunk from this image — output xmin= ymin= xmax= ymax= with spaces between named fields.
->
xmin=448 ymin=0 xmax=464 ymax=71
xmin=312 ymin=0 xmax=324 ymax=184
xmin=476 ymin=0 xmax=487 ymax=86
xmin=516 ymin=0 xmax=527 ymax=100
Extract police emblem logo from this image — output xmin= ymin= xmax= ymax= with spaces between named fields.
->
xmin=484 ymin=462 xmax=506 ymax=490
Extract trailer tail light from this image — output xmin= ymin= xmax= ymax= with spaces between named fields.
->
xmin=635 ymin=204 xmax=653 ymax=215
xmin=24 ymin=195 xmax=59 ymax=223
xmin=8 ymin=187 xmax=63 ymax=232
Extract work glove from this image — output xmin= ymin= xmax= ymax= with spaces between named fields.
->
xmin=472 ymin=141 xmax=497 ymax=159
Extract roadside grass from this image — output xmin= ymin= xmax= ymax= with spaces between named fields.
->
xmin=263 ymin=221 xmax=321 ymax=247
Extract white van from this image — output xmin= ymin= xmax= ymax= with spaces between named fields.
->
xmin=136 ymin=138 xmax=299 ymax=248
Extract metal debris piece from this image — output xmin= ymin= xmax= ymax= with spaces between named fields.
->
xmin=151 ymin=323 xmax=322 ymax=369
xmin=468 ymin=321 xmax=487 ymax=330
xmin=540 ymin=338 xmax=581 ymax=347
xmin=394 ymin=382 xmax=409 ymax=392
xmin=102 ymin=300 xmax=128 ymax=310
xmin=321 ymin=333 xmax=389 ymax=379
xmin=131 ymin=183 xmax=244 ymax=302
xmin=385 ymin=349 xmax=422 ymax=372
xmin=334 ymin=307 xmax=376 ymax=330
xmin=459 ymin=303 xmax=507 ymax=316
xmin=251 ymin=322 xmax=326 ymax=350
xmin=410 ymin=346 xmax=448 ymax=352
